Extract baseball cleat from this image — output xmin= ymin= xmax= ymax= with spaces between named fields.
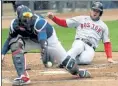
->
xmin=78 ymin=69 xmax=91 ymax=78
xmin=12 ymin=76 xmax=31 ymax=86
xmin=58 ymin=64 xmax=64 ymax=68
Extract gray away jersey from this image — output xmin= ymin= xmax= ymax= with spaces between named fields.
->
xmin=66 ymin=16 xmax=110 ymax=48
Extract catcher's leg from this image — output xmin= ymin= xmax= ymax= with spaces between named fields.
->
xmin=9 ymin=37 xmax=30 ymax=85
xmin=62 ymin=56 xmax=91 ymax=78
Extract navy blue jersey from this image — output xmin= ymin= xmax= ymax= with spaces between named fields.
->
xmin=2 ymin=14 xmax=53 ymax=55
xmin=10 ymin=14 xmax=53 ymax=40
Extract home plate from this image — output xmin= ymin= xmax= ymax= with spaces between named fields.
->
xmin=40 ymin=70 xmax=68 ymax=75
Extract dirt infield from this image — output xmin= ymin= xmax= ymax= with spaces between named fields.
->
xmin=2 ymin=52 xmax=118 ymax=86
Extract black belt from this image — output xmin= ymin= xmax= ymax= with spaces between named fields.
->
xmin=76 ymin=38 xmax=96 ymax=50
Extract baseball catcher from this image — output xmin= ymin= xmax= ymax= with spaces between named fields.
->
xmin=2 ymin=5 xmax=67 ymax=85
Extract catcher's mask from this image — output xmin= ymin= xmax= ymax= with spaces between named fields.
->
xmin=91 ymin=2 xmax=103 ymax=16
xmin=16 ymin=5 xmax=33 ymax=27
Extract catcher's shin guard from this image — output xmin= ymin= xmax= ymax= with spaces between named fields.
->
xmin=62 ymin=56 xmax=91 ymax=78
xmin=10 ymin=38 xmax=26 ymax=77
xmin=62 ymin=56 xmax=79 ymax=75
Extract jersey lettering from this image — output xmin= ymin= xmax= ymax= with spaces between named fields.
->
xmin=81 ymin=23 xmax=102 ymax=34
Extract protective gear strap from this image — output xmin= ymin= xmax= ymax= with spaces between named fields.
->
xmin=52 ymin=16 xmax=67 ymax=27
xmin=104 ymin=42 xmax=112 ymax=58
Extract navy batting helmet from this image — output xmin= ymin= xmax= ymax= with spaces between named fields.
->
xmin=91 ymin=2 xmax=103 ymax=16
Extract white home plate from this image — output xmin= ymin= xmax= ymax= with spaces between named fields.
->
xmin=40 ymin=70 xmax=68 ymax=75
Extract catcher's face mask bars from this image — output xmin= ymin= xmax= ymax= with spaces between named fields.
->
xmin=21 ymin=12 xmax=33 ymax=26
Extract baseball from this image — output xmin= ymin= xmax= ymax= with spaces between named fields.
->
xmin=46 ymin=61 xmax=53 ymax=68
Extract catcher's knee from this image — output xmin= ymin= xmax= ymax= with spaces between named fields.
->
xmin=10 ymin=38 xmax=24 ymax=52
xmin=62 ymin=56 xmax=79 ymax=75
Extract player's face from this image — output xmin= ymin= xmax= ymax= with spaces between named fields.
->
xmin=21 ymin=17 xmax=31 ymax=23
xmin=21 ymin=16 xmax=32 ymax=26
xmin=20 ymin=12 xmax=33 ymax=26
xmin=90 ymin=9 xmax=100 ymax=20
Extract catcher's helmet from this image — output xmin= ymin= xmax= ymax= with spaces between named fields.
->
xmin=16 ymin=5 xmax=33 ymax=19
xmin=91 ymin=2 xmax=103 ymax=16
xmin=16 ymin=5 xmax=33 ymax=26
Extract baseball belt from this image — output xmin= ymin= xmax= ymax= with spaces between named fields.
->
xmin=76 ymin=38 xmax=96 ymax=50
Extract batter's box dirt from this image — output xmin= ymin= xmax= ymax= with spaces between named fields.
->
xmin=2 ymin=52 xmax=118 ymax=86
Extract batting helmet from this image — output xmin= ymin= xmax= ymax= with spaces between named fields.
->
xmin=91 ymin=2 xmax=103 ymax=16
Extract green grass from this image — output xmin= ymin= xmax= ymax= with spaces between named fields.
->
xmin=95 ymin=20 xmax=118 ymax=51
xmin=2 ymin=20 xmax=118 ymax=52
xmin=2 ymin=29 xmax=9 ymax=46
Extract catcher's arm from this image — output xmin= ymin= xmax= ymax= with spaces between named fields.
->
xmin=2 ymin=21 xmax=18 ymax=62
xmin=2 ymin=36 xmax=11 ymax=62
xmin=39 ymin=40 xmax=49 ymax=65
xmin=36 ymin=19 xmax=51 ymax=67
xmin=2 ymin=37 xmax=10 ymax=55
xmin=38 ymin=32 xmax=50 ymax=67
